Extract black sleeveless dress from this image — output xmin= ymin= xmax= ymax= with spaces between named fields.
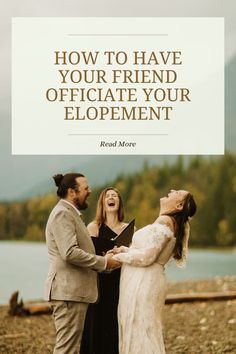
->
xmin=81 ymin=224 xmax=120 ymax=354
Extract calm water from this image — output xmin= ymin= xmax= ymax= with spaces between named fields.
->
xmin=0 ymin=241 xmax=236 ymax=305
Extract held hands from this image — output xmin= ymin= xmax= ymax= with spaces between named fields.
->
xmin=106 ymin=246 xmax=129 ymax=266
xmin=105 ymin=252 xmax=121 ymax=271
xmin=106 ymin=246 xmax=128 ymax=255
xmin=104 ymin=246 xmax=128 ymax=270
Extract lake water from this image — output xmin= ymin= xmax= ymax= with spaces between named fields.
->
xmin=0 ymin=241 xmax=236 ymax=305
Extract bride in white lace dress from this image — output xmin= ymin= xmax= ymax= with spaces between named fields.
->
xmin=113 ymin=190 xmax=197 ymax=354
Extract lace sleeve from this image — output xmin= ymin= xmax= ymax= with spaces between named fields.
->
xmin=113 ymin=224 xmax=173 ymax=267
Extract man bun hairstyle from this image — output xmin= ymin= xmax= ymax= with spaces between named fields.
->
xmin=53 ymin=174 xmax=64 ymax=187
xmin=53 ymin=173 xmax=85 ymax=198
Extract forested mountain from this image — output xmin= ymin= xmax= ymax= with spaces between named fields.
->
xmin=0 ymin=154 xmax=236 ymax=247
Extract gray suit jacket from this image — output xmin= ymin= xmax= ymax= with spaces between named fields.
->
xmin=44 ymin=199 xmax=106 ymax=303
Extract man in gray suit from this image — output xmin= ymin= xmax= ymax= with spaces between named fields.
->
xmin=44 ymin=172 xmax=120 ymax=354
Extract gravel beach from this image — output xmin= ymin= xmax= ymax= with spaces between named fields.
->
xmin=0 ymin=276 xmax=236 ymax=354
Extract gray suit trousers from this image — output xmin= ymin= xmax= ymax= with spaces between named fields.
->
xmin=51 ymin=300 xmax=88 ymax=354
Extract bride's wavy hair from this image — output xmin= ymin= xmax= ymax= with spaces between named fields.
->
xmin=95 ymin=187 xmax=124 ymax=227
xmin=167 ymin=193 xmax=197 ymax=261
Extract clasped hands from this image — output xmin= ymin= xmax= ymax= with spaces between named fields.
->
xmin=104 ymin=246 xmax=126 ymax=271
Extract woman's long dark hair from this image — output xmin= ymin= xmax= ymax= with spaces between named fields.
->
xmin=167 ymin=193 xmax=197 ymax=261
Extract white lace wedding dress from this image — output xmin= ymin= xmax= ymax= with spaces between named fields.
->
xmin=113 ymin=223 xmax=176 ymax=354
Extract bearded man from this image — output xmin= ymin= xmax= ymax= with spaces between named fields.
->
xmin=44 ymin=173 xmax=120 ymax=354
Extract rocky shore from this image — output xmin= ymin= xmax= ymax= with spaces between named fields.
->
xmin=0 ymin=276 xmax=236 ymax=354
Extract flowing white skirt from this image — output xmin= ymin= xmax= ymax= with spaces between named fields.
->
xmin=118 ymin=262 xmax=166 ymax=354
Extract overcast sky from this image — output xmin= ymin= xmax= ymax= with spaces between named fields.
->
xmin=0 ymin=0 xmax=235 ymax=200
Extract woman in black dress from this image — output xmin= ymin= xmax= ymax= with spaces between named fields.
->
xmin=81 ymin=187 xmax=131 ymax=354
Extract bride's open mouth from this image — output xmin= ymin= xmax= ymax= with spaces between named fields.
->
xmin=107 ymin=200 xmax=116 ymax=207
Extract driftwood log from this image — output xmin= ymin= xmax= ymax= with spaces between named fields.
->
xmin=8 ymin=291 xmax=52 ymax=316
xmin=8 ymin=290 xmax=236 ymax=316
xmin=165 ymin=291 xmax=236 ymax=304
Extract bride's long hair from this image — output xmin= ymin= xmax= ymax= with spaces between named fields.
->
xmin=167 ymin=193 xmax=197 ymax=262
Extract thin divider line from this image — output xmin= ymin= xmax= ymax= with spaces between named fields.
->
xmin=68 ymin=134 xmax=169 ymax=136
xmin=67 ymin=34 xmax=168 ymax=37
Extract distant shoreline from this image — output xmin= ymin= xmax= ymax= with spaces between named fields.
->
xmin=0 ymin=239 xmax=236 ymax=252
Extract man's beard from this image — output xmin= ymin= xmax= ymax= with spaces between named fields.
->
xmin=74 ymin=197 xmax=88 ymax=210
